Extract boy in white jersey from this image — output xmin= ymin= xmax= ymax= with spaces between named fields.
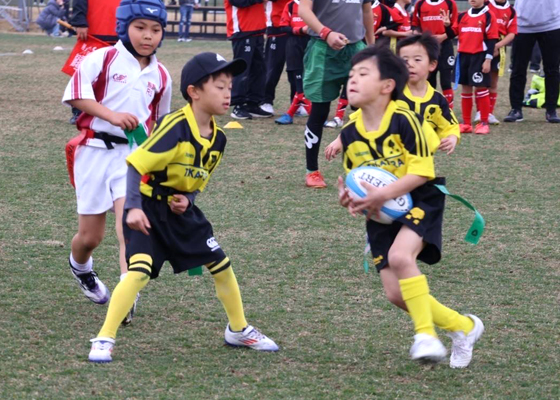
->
xmin=61 ymin=0 xmax=171 ymax=324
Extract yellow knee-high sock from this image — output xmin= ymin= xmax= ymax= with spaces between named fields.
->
xmin=430 ymin=296 xmax=474 ymax=334
xmin=399 ymin=274 xmax=437 ymax=337
xmin=207 ymin=258 xmax=247 ymax=331
xmin=98 ymin=254 xmax=152 ymax=339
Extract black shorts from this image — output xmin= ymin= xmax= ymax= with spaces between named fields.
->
xmin=123 ymin=196 xmax=227 ymax=279
xmin=286 ymin=35 xmax=309 ymax=72
xmin=438 ymin=39 xmax=456 ymax=72
xmin=366 ymin=178 xmax=446 ymax=272
xmin=458 ymin=52 xmax=491 ymax=87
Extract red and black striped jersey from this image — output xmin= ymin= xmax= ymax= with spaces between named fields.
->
xmin=224 ymin=0 xmax=266 ymax=39
xmin=486 ymin=0 xmax=517 ymax=36
xmin=266 ymin=0 xmax=291 ymax=35
xmin=280 ymin=0 xmax=306 ymax=31
xmin=453 ymin=6 xmax=499 ymax=54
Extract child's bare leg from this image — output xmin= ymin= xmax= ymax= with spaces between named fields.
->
xmin=71 ymin=213 xmax=106 ymax=265
xmin=113 ymin=197 xmax=128 ymax=275
xmin=379 ymin=268 xmax=407 ymax=310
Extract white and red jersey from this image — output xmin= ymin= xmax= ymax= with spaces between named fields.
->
xmin=372 ymin=0 xmax=398 ymax=34
xmin=224 ymin=0 xmax=267 ymax=39
xmin=394 ymin=2 xmax=411 ymax=32
xmin=454 ymin=6 xmax=499 ymax=54
xmin=62 ymin=41 xmax=172 ymax=148
xmin=487 ymin=0 xmax=517 ymax=36
xmin=280 ymin=0 xmax=305 ymax=31
xmin=412 ymin=0 xmax=458 ymax=35
xmin=266 ymin=0 xmax=290 ymax=35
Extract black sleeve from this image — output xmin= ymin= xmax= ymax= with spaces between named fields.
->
xmin=185 ymin=191 xmax=199 ymax=208
xmin=229 ymin=0 xmax=263 ymax=8
xmin=124 ymin=166 xmax=143 ymax=211
xmin=444 ymin=24 xmax=456 ymax=40
xmin=70 ymin=0 xmax=88 ymax=28
xmin=485 ymin=39 xmax=497 ymax=58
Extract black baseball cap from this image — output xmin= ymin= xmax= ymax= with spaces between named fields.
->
xmin=180 ymin=52 xmax=247 ymax=101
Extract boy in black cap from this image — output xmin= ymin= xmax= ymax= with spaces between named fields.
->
xmin=88 ymin=52 xmax=279 ymax=363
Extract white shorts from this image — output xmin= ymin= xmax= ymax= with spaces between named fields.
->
xmin=74 ymin=144 xmax=132 ymax=215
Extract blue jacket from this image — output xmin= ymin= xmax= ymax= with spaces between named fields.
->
xmin=36 ymin=0 xmax=65 ymax=30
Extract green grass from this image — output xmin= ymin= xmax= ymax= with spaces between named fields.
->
xmin=0 ymin=33 xmax=558 ymax=400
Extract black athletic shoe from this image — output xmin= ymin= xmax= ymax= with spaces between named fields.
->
xmin=503 ymin=109 xmax=524 ymax=122
xmin=231 ymin=105 xmax=252 ymax=120
xmin=245 ymin=104 xmax=273 ymax=118
xmin=546 ymin=111 xmax=560 ymax=123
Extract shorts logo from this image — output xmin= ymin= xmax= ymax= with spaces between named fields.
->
xmin=304 ymin=126 xmax=319 ymax=149
xmin=447 ymin=56 xmax=455 ymax=66
xmin=112 ymin=73 xmax=127 ymax=83
xmin=405 ymin=207 xmax=425 ymax=225
xmin=373 ymin=255 xmax=384 ymax=266
xmin=472 ymin=72 xmax=483 ymax=84
xmin=207 ymin=237 xmax=220 ymax=251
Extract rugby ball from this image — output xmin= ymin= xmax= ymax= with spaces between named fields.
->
xmin=345 ymin=166 xmax=413 ymax=224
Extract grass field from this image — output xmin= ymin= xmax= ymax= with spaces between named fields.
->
xmin=0 ymin=33 xmax=558 ymax=400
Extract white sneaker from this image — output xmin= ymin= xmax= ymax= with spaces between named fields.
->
xmin=474 ymin=111 xmax=481 ymax=123
xmin=410 ymin=333 xmax=447 ymax=363
xmin=295 ymin=105 xmax=309 ymax=117
xmin=224 ymin=324 xmax=279 ymax=352
xmin=89 ymin=337 xmax=115 ymax=363
xmin=177 ymin=37 xmax=184 ymax=42
xmin=324 ymin=116 xmax=343 ymax=128
xmin=122 ymin=293 xmax=140 ymax=326
xmin=447 ymin=314 xmax=484 ymax=369
xmin=260 ymin=103 xmax=274 ymax=114
xmin=186 ymin=38 xmax=192 ymax=42
xmin=69 ymin=261 xmax=110 ymax=304
xmin=488 ymin=113 xmax=500 ymax=125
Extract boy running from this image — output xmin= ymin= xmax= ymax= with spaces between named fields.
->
xmin=88 ymin=52 xmax=279 ymax=363
xmin=62 ymin=0 xmax=171 ymax=325
xmin=443 ymin=0 xmax=499 ymax=135
xmin=337 ymin=46 xmax=484 ymax=367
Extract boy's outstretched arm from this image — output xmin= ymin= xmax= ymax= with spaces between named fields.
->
xmin=68 ymin=99 xmax=139 ymax=131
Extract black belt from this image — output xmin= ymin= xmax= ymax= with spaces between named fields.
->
xmin=93 ymin=131 xmax=129 ymax=149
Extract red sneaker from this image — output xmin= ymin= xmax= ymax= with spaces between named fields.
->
xmin=459 ymin=124 xmax=473 ymax=134
xmin=474 ymin=123 xmax=490 ymax=135
xmin=305 ymin=171 xmax=327 ymax=188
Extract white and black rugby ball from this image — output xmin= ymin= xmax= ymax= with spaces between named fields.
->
xmin=345 ymin=166 xmax=413 ymax=224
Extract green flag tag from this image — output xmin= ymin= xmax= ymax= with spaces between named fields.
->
xmin=188 ymin=266 xmax=203 ymax=276
xmin=434 ymin=184 xmax=485 ymax=245
xmin=124 ymin=125 xmax=148 ymax=148
xmin=363 ymin=238 xmax=371 ymax=273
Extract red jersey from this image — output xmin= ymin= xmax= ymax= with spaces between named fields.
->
xmin=266 ymin=0 xmax=291 ymax=35
xmin=412 ymin=0 xmax=458 ymax=36
xmin=486 ymin=0 xmax=517 ymax=36
xmin=88 ymin=0 xmax=120 ymax=39
xmin=393 ymin=3 xmax=411 ymax=33
xmin=224 ymin=0 xmax=267 ymax=39
xmin=372 ymin=0 xmax=399 ymax=34
xmin=280 ymin=0 xmax=306 ymax=32
xmin=453 ymin=6 xmax=499 ymax=54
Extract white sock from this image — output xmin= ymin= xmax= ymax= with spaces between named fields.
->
xmin=120 ymin=273 xmax=127 ymax=282
xmin=69 ymin=253 xmax=93 ymax=273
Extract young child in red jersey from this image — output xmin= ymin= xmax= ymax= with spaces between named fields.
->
xmin=412 ymin=0 xmax=459 ymax=107
xmin=474 ymin=0 xmax=517 ymax=125
xmin=274 ymin=0 xmax=312 ymax=125
xmin=377 ymin=0 xmax=414 ymax=44
xmin=443 ymin=0 xmax=499 ymax=135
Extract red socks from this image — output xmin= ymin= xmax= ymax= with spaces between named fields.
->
xmin=286 ymin=93 xmax=312 ymax=117
xmin=475 ymin=89 xmax=490 ymax=124
xmin=335 ymin=98 xmax=348 ymax=120
xmin=489 ymin=92 xmax=498 ymax=114
xmin=461 ymin=93 xmax=473 ymax=125
xmin=443 ymin=89 xmax=454 ymax=109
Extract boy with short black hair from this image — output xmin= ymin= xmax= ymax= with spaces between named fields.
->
xmin=443 ymin=0 xmax=499 ymax=135
xmin=88 ymin=52 xmax=279 ymax=363
xmin=62 ymin=0 xmax=171 ymax=324
xmin=337 ymin=45 xmax=483 ymax=367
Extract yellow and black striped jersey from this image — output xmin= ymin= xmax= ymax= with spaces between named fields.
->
xmin=341 ymin=101 xmax=438 ymax=180
xmin=127 ymin=104 xmax=226 ymax=199
xmin=397 ymin=84 xmax=460 ymax=142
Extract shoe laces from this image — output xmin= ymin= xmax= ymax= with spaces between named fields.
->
xmin=243 ymin=327 xmax=266 ymax=341
xmin=93 ymin=340 xmax=113 ymax=351
xmin=79 ymin=271 xmax=99 ymax=290
xmin=448 ymin=331 xmax=471 ymax=356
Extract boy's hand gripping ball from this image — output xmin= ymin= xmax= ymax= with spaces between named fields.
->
xmin=345 ymin=166 xmax=413 ymax=224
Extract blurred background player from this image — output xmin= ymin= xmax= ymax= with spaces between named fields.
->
xmin=299 ymin=0 xmax=374 ymax=188
xmin=443 ymin=0 xmax=498 ymax=135
xmin=412 ymin=0 xmax=458 ymax=108
xmin=474 ymin=0 xmax=517 ymax=125
xmin=274 ymin=0 xmax=312 ymax=125
xmin=262 ymin=0 xmax=296 ymax=115
xmin=62 ymin=0 xmax=171 ymax=322
xmin=224 ymin=0 xmax=273 ymax=119
xmin=177 ymin=0 xmax=200 ymax=42
xmin=375 ymin=0 xmax=415 ymax=49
